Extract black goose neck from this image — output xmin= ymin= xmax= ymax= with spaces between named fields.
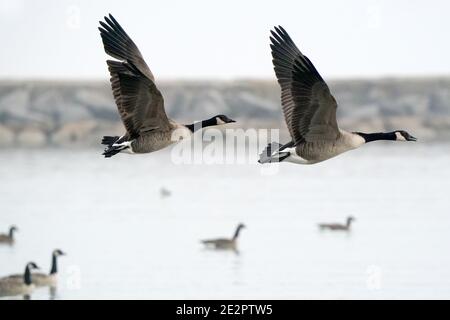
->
xmin=9 ymin=228 xmax=14 ymax=239
xmin=50 ymin=254 xmax=58 ymax=275
xmin=355 ymin=132 xmax=396 ymax=143
xmin=233 ymin=226 xmax=242 ymax=240
xmin=24 ymin=265 xmax=32 ymax=285
xmin=185 ymin=117 xmax=217 ymax=133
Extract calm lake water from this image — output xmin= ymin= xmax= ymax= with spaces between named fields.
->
xmin=0 ymin=143 xmax=449 ymax=299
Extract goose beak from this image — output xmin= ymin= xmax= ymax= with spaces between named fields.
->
xmin=407 ymin=135 xmax=417 ymax=141
xmin=228 ymin=119 xmax=236 ymax=123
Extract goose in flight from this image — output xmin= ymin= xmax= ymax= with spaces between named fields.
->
xmin=98 ymin=14 xmax=235 ymax=157
xmin=319 ymin=216 xmax=355 ymax=231
xmin=259 ymin=26 xmax=417 ymax=165
xmin=201 ymin=223 xmax=246 ymax=250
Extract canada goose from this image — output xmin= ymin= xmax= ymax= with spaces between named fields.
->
xmin=31 ymin=249 xmax=66 ymax=287
xmin=160 ymin=187 xmax=171 ymax=198
xmin=0 ymin=262 xmax=39 ymax=298
xmin=259 ymin=26 xmax=417 ymax=165
xmin=319 ymin=216 xmax=355 ymax=231
xmin=0 ymin=225 xmax=18 ymax=244
xmin=201 ymin=223 xmax=246 ymax=250
xmin=98 ymin=14 xmax=235 ymax=158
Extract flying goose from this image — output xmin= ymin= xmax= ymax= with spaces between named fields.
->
xmin=0 ymin=262 xmax=39 ymax=298
xmin=0 ymin=225 xmax=18 ymax=244
xmin=31 ymin=249 xmax=66 ymax=287
xmin=98 ymin=14 xmax=235 ymax=157
xmin=201 ymin=223 xmax=246 ymax=250
xmin=319 ymin=216 xmax=355 ymax=231
xmin=259 ymin=26 xmax=417 ymax=165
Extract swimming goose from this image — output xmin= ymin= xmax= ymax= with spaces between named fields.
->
xmin=259 ymin=26 xmax=417 ymax=165
xmin=98 ymin=14 xmax=235 ymax=157
xmin=319 ymin=216 xmax=355 ymax=231
xmin=160 ymin=187 xmax=171 ymax=198
xmin=31 ymin=249 xmax=66 ymax=287
xmin=0 ymin=225 xmax=18 ymax=244
xmin=0 ymin=262 xmax=39 ymax=297
xmin=201 ymin=223 xmax=246 ymax=250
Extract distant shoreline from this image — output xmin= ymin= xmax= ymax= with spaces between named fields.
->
xmin=0 ymin=78 xmax=449 ymax=147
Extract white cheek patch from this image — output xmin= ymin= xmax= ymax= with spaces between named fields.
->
xmin=216 ymin=118 xmax=226 ymax=125
xmin=395 ymin=132 xmax=406 ymax=141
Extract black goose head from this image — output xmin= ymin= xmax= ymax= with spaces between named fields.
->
xmin=27 ymin=262 xmax=39 ymax=270
xmin=354 ymin=130 xmax=417 ymax=143
xmin=394 ymin=130 xmax=417 ymax=142
xmin=53 ymin=249 xmax=66 ymax=257
xmin=185 ymin=115 xmax=236 ymax=132
xmin=346 ymin=216 xmax=355 ymax=226
xmin=9 ymin=225 xmax=18 ymax=236
xmin=213 ymin=115 xmax=236 ymax=125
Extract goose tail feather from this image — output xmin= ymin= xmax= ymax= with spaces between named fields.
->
xmin=258 ymin=142 xmax=291 ymax=163
xmin=102 ymin=144 xmax=128 ymax=158
xmin=101 ymin=136 xmax=120 ymax=147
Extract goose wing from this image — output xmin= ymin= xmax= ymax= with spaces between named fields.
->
xmin=270 ymin=26 xmax=340 ymax=144
xmin=99 ymin=14 xmax=171 ymax=138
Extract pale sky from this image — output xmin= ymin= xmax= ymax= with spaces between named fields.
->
xmin=0 ymin=0 xmax=449 ymax=80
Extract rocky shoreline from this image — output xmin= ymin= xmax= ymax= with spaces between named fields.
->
xmin=0 ymin=78 xmax=449 ymax=147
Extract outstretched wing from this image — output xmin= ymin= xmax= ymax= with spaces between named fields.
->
xmin=99 ymin=14 xmax=170 ymax=137
xmin=270 ymin=26 xmax=340 ymax=144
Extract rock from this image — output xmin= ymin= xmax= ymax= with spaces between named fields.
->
xmin=0 ymin=124 xmax=14 ymax=146
xmin=52 ymin=121 xmax=97 ymax=146
xmin=16 ymin=128 xmax=47 ymax=147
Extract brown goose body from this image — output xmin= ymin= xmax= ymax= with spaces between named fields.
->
xmin=0 ymin=226 xmax=17 ymax=244
xmin=98 ymin=14 xmax=235 ymax=158
xmin=0 ymin=262 xmax=39 ymax=298
xmin=202 ymin=224 xmax=246 ymax=250
xmin=319 ymin=217 xmax=355 ymax=231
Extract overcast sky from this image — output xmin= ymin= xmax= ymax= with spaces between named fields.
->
xmin=0 ymin=0 xmax=449 ymax=80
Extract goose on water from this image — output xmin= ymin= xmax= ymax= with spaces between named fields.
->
xmin=31 ymin=249 xmax=66 ymax=287
xmin=0 ymin=225 xmax=18 ymax=244
xmin=201 ymin=223 xmax=246 ymax=250
xmin=160 ymin=187 xmax=171 ymax=198
xmin=98 ymin=14 xmax=235 ymax=158
xmin=0 ymin=262 xmax=39 ymax=298
xmin=259 ymin=26 xmax=417 ymax=165
xmin=319 ymin=216 xmax=355 ymax=231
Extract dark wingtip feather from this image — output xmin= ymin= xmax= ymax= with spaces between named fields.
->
xmin=104 ymin=15 xmax=113 ymax=26
xmin=274 ymin=26 xmax=282 ymax=35
xmin=109 ymin=13 xmax=118 ymax=25
xmin=278 ymin=25 xmax=285 ymax=32
xmin=269 ymin=36 xmax=279 ymax=46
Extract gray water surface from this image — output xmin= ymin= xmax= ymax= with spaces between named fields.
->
xmin=0 ymin=144 xmax=449 ymax=299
